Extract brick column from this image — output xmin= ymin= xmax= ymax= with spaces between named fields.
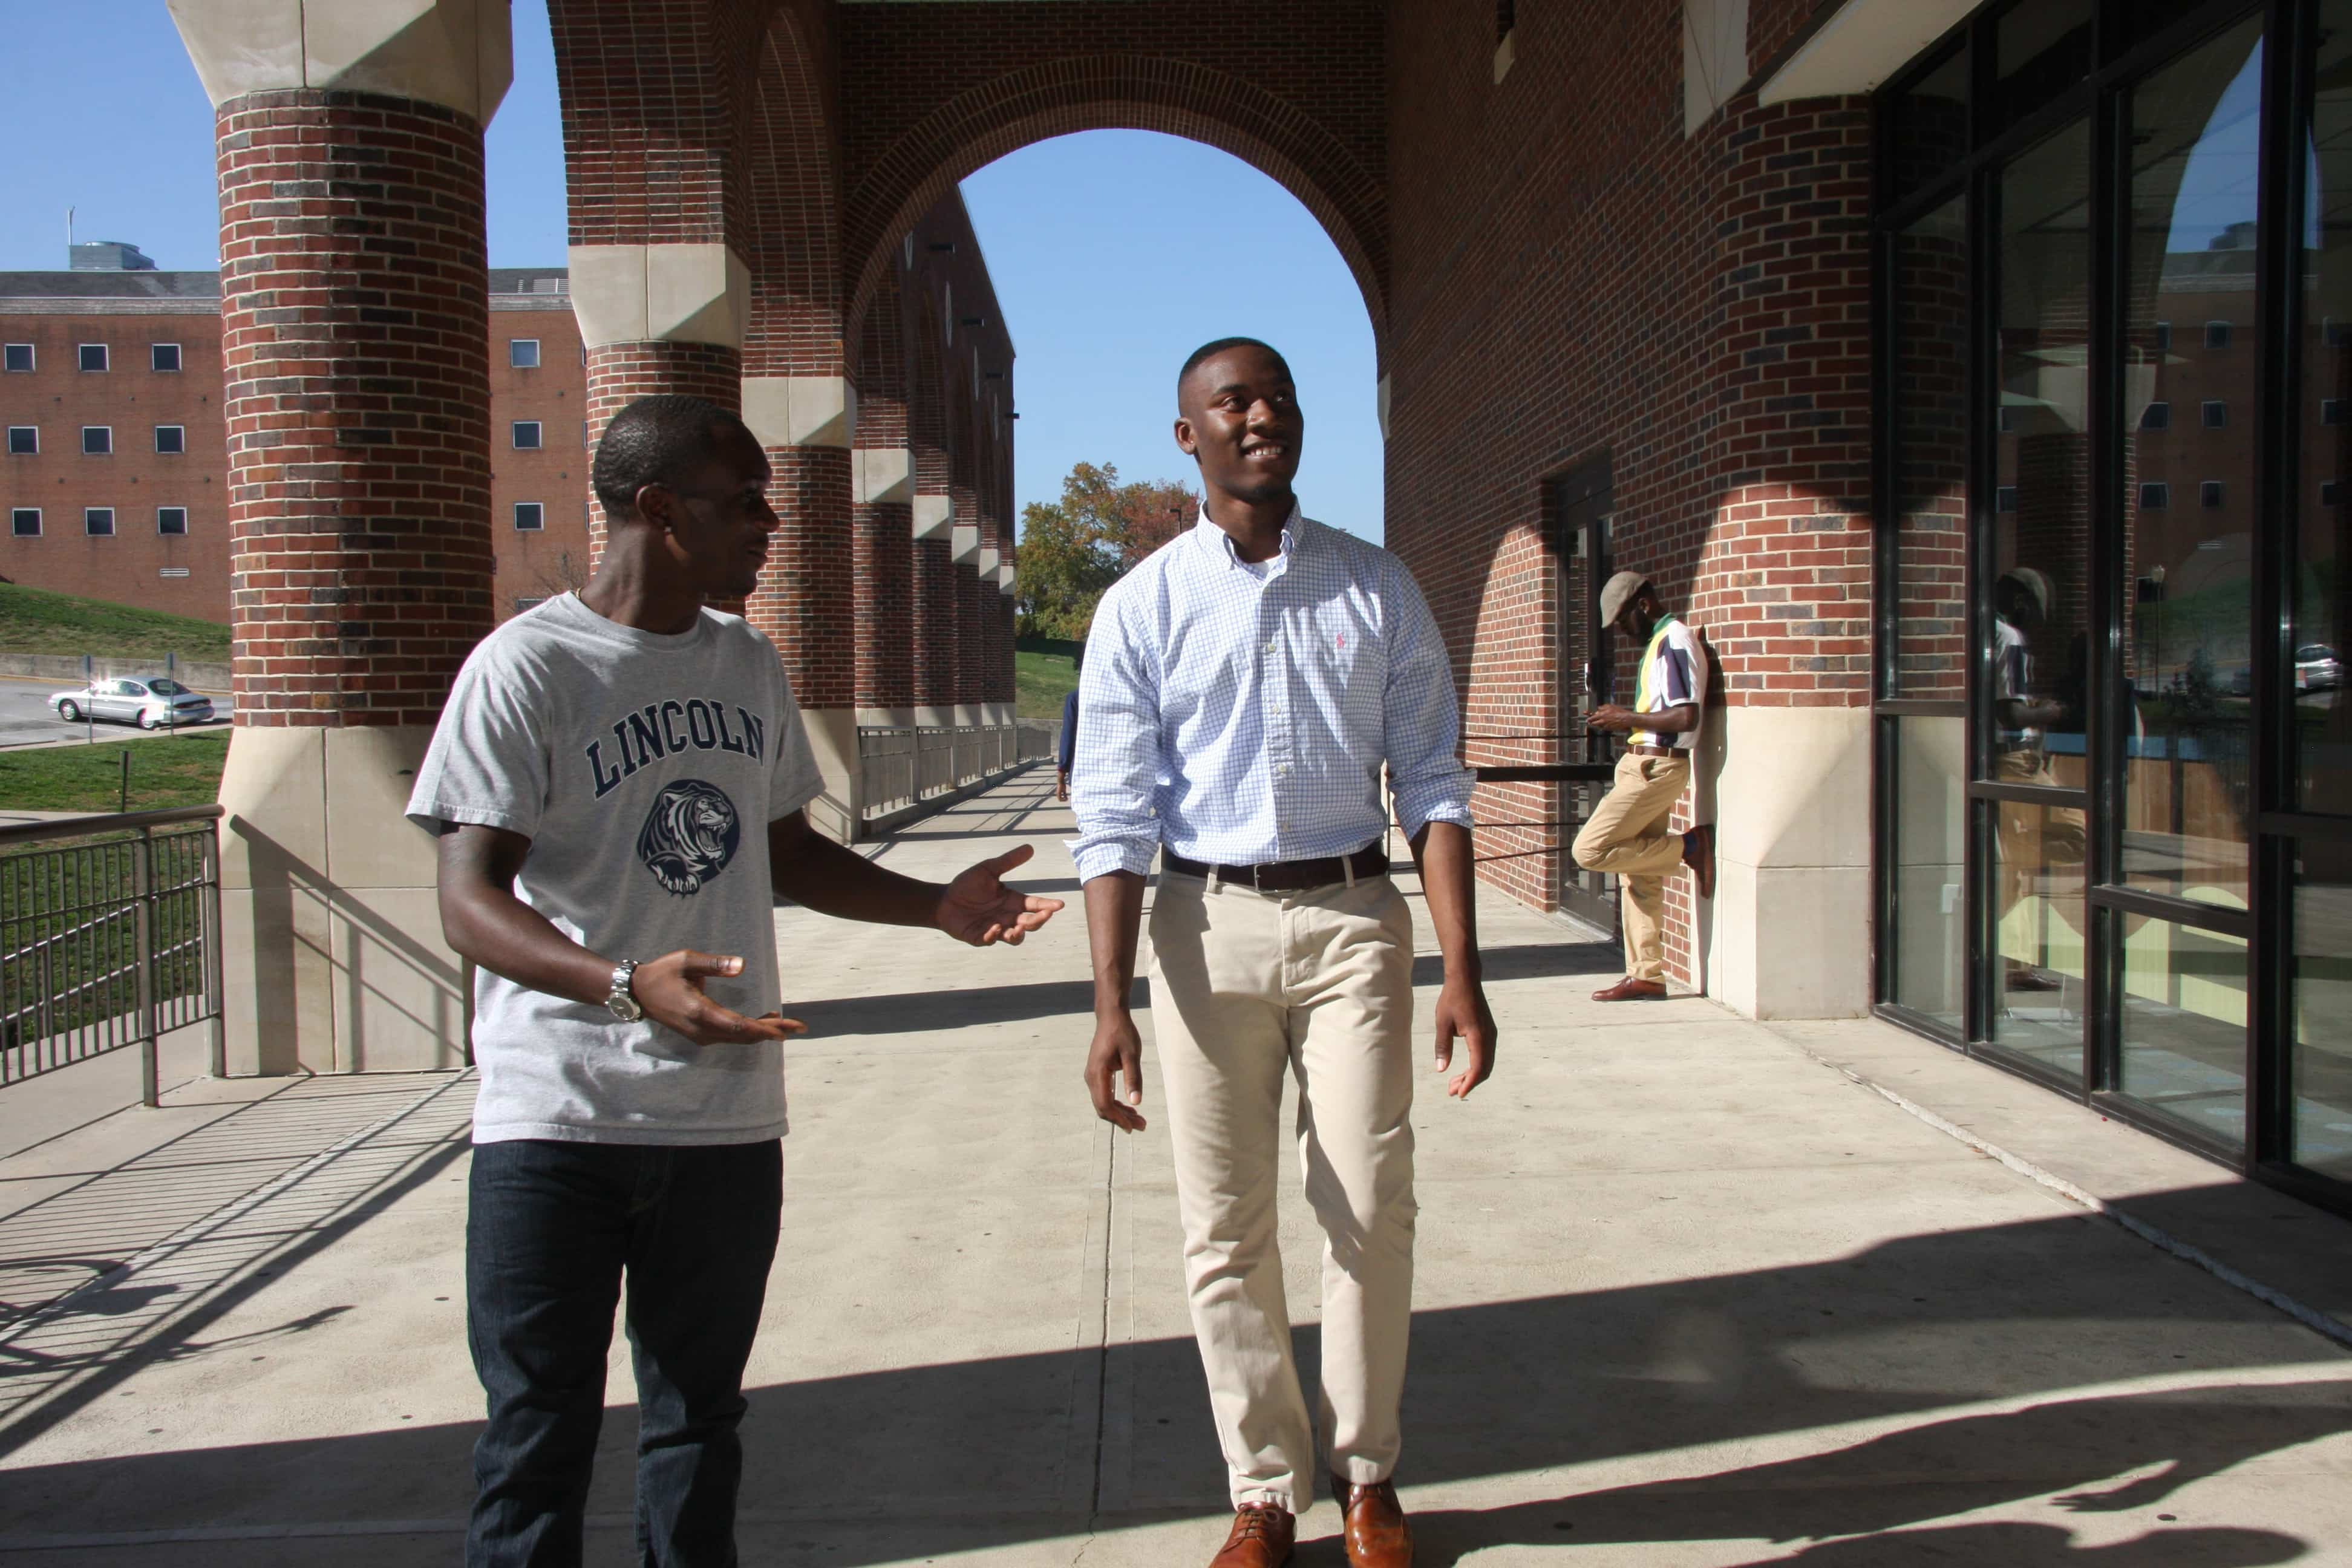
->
xmin=568 ymin=248 xmax=751 ymax=571
xmin=171 ymin=0 xmax=512 ymax=1075
xmin=1684 ymin=95 xmax=1875 ymax=1019
xmin=910 ymin=382 xmax=959 ymax=727
xmin=851 ymin=316 xmax=917 ymax=724
xmin=739 ymin=376 xmax=856 ymax=837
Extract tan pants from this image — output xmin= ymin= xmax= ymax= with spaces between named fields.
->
xmin=1148 ymin=869 xmax=1417 ymax=1512
xmin=1570 ymin=751 xmax=1692 ymax=981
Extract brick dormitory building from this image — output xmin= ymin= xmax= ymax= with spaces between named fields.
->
xmin=122 ymin=0 xmax=2348 ymax=1220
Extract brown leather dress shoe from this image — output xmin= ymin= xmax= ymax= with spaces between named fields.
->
xmin=1682 ymin=822 xmax=1717 ymax=900
xmin=1332 ymin=1475 xmax=1414 ymax=1567
xmin=1591 ymin=976 xmax=1669 ymax=1002
xmin=1209 ymin=1503 xmax=1295 ymax=1568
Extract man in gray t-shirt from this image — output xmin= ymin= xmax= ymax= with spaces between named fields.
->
xmin=412 ymin=395 xmax=1060 ymax=1567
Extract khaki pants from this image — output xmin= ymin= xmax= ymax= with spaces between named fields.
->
xmin=1570 ymin=751 xmax=1692 ymax=981
xmin=1148 ymin=869 xmax=1417 ymax=1512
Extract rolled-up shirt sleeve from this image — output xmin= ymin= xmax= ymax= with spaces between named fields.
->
xmin=1067 ymin=588 xmax=1166 ymax=881
xmin=1381 ymin=560 xmax=1475 ymax=840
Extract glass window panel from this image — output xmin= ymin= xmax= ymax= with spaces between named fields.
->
xmin=1889 ymin=716 xmax=1968 ymax=1029
xmin=2117 ymin=915 xmax=2249 ymax=1147
xmin=1993 ymin=118 xmax=2094 ymax=789
xmin=1894 ymin=195 xmax=1970 ymax=696
xmin=2297 ymin=4 xmax=2352 ymax=814
xmin=1987 ymin=0 xmax=2094 ymax=137
xmin=2119 ymin=19 xmax=2264 ymax=908
xmin=2293 ymin=846 xmax=2352 ymax=1181
xmin=1892 ymin=45 xmax=1969 ymax=198
xmin=1991 ymin=796 xmax=2089 ymax=1075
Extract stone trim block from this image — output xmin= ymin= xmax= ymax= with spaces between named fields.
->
xmin=170 ymin=0 xmax=512 ymax=121
xmin=854 ymin=446 xmax=914 ymax=504
xmin=569 ymin=244 xmax=751 ymax=351
xmin=951 ymin=523 xmax=981 ymax=565
xmin=1758 ymin=0 xmax=1979 ymax=105
xmin=912 ymin=494 xmax=955 ymax=540
xmin=977 ymin=546 xmax=1000 ymax=576
xmin=743 ymin=375 xmax=855 ymax=449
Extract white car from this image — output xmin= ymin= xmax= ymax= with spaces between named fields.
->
xmin=48 ymin=676 xmax=216 ymax=730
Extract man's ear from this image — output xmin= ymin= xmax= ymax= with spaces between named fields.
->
xmin=634 ymin=483 xmax=675 ymax=534
xmin=1173 ymin=415 xmax=1199 ymax=457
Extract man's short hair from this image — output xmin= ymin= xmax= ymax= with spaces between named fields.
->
xmin=591 ymin=395 xmax=751 ymax=515
xmin=1177 ymin=337 xmax=1293 ymax=400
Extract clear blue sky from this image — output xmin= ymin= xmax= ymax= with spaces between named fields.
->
xmin=0 ymin=2 xmax=1381 ymax=541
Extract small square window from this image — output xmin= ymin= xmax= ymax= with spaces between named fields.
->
xmin=2325 ymin=399 xmax=2347 ymax=425
xmin=2138 ymin=482 xmax=2170 ymax=509
xmin=2200 ymin=480 xmax=2225 ymax=509
xmin=1998 ymin=405 xmax=2022 ymax=433
xmin=2328 ymin=318 xmax=2352 ymax=350
xmin=2325 ymin=480 xmax=2345 ymax=507
xmin=82 ymin=426 xmax=112 ymax=455
xmin=2201 ymin=400 xmax=2227 ymax=429
xmin=157 ymin=506 xmax=188 ymax=535
xmin=5 ymin=426 xmax=34 ymax=455
xmin=2152 ymin=321 xmax=2172 ymax=354
xmin=2204 ymin=320 xmax=2231 ymax=350
xmin=509 ymin=338 xmax=541 ymax=369
xmin=514 ymin=501 xmax=545 ymax=531
xmin=151 ymin=342 xmax=181 ymax=373
xmin=77 ymin=343 xmax=108 ymax=373
xmin=2141 ymin=400 xmax=2171 ymax=430
xmin=84 ymin=508 xmax=114 ymax=537
xmin=154 ymin=425 xmax=185 ymax=454
xmin=3 ymin=344 xmax=31 ymax=372
xmin=511 ymin=420 xmax=542 ymax=450
xmin=1995 ymin=485 xmax=2019 ymax=512
xmin=11 ymin=508 xmax=39 ymax=537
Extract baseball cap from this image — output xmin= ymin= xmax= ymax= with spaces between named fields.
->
xmin=1599 ymin=570 xmax=1649 ymax=627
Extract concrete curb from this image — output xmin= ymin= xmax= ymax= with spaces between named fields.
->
xmin=1772 ymin=1028 xmax=2352 ymax=1353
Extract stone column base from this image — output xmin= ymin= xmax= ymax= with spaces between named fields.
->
xmin=798 ymin=706 xmax=861 ymax=844
xmin=1691 ymin=705 xmax=1872 ymax=1020
xmin=218 ymin=726 xmax=466 ymax=1076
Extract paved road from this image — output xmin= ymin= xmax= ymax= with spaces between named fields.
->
xmin=0 ymin=675 xmax=233 ymax=750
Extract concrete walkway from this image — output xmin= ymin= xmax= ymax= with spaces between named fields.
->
xmin=0 ymin=768 xmax=2347 ymax=1565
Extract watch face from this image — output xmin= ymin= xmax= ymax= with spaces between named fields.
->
xmin=609 ymin=965 xmax=642 ymax=1022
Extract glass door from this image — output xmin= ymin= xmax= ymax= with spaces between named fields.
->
xmin=1552 ymin=462 xmax=1617 ymax=931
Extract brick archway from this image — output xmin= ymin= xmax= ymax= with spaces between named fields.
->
xmin=840 ymin=54 xmax=1386 ymax=360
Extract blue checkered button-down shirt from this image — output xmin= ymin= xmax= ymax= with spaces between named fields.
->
xmin=1068 ymin=508 xmax=1475 ymax=883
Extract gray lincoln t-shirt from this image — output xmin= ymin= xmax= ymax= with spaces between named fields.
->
xmin=407 ymin=592 xmax=822 ymax=1145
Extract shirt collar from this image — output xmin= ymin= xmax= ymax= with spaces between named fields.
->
xmin=1191 ymin=502 xmax=1308 ymax=573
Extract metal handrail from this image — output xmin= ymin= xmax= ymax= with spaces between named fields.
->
xmin=0 ymin=806 xmax=226 ymax=1106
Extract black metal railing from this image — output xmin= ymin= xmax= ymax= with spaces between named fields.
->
xmin=0 ymin=806 xmax=225 ymax=1107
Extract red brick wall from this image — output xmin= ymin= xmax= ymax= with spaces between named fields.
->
xmin=748 ymin=444 xmax=854 ymax=707
xmin=854 ymin=278 xmax=915 ymax=711
xmin=215 ymin=89 xmax=494 ymax=727
xmin=489 ymin=305 xmax=592 ymax=618
xmin=0 ymin=309 xmax=226 ymax=621
xmin=1382 ymin=3 xmax=1875 ymax=979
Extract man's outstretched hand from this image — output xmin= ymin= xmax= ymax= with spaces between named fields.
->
xmin=936 ymin=842 xmax=1065 ymax=946
xmin=634 ymin=950 xmax=808 ymax=1046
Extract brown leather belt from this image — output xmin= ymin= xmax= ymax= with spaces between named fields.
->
xmin=1163 ymin=841 xmax=1390 ymax=892
xmin=1626 ymin=745 xmax=1688 ymax=758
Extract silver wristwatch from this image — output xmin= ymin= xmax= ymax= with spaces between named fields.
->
xmin=606 ymin=959 xmax=644 ymax=1023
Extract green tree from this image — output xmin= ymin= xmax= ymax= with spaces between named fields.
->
xmin=1015 ymin=462 xmax=1200 ymax=638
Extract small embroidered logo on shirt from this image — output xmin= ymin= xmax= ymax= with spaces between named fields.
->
xmin=1336 ymin=633 xmax=1347 ymax=650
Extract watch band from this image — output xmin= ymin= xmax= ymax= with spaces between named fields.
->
xmin=607 ymin=958 xmax=642 ymax=1022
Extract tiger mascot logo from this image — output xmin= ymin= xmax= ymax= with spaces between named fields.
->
xmin=636 ymin=780 xmax=742 ymax=896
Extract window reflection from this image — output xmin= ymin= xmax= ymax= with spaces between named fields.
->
xmin=2295 ymin=847 xmax=2352 ymax=1180
xmin=2299 ymin=5 xmax=2352 ymax=814
xmin=2119 ymin=21 xmax=2264 ymax=909
xmin=2119 ymin=916 xmax=2250 ymax=1146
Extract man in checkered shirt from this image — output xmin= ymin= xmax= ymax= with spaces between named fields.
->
xmin=1068 ymin=338 xmax=1495 ymax=1568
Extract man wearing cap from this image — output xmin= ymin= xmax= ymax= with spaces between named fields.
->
xmin=1572 ymin=572 xmax=1715 ymax=1002
xmin=1991 ymin=566 xmax=2086 ymax=993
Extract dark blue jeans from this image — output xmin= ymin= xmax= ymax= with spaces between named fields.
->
xmin=465 ymin=1138 xmax=782 ymax=1568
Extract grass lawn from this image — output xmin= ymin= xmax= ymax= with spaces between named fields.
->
xmin=0 ymin=583 xmax=230 ymax=662
xmin=1017 ymin=649 xmax=1079 ymax=721
xmin=0 ymin=732 xmax=231 ymax=815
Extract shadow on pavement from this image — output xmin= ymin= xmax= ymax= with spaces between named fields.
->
xmin=3 ymin=1202 xmax=2345 ymax=1558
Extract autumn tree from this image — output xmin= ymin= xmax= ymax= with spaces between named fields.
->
xmin=1016 ymin=461 xmax=1200 ymax=638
